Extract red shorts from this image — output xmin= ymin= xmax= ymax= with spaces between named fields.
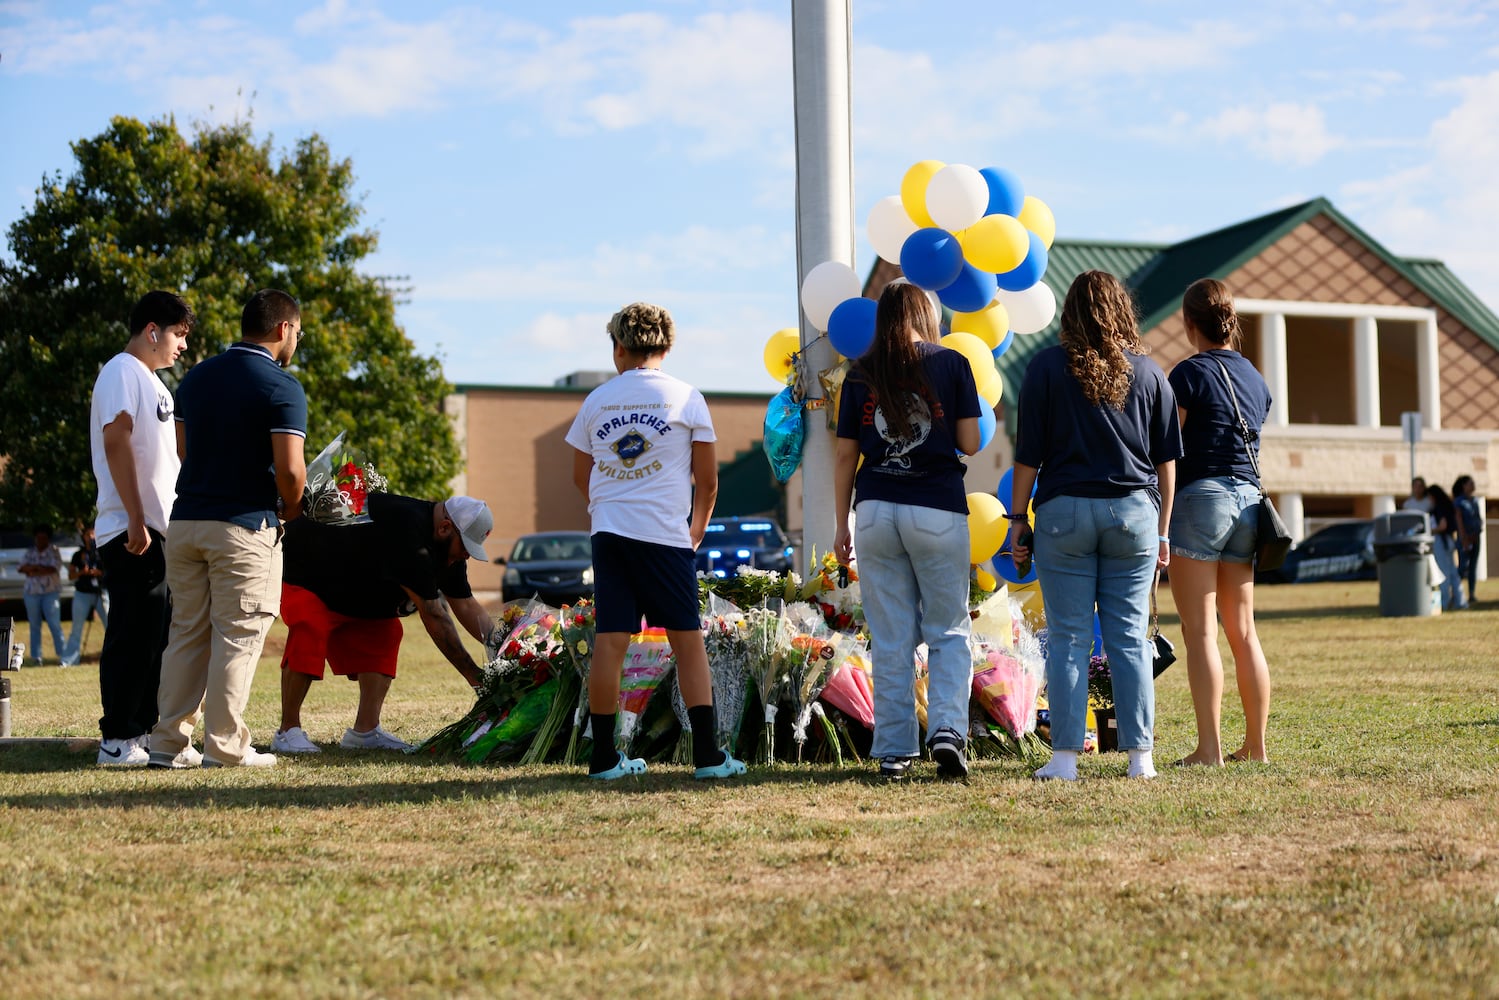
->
xmin=280 ymin=583 xmax=403 ymax=680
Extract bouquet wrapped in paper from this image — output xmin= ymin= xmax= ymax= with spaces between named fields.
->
xmin=819 ymin=649 xmax=874 ymax=730
xmin=671 ymin=595 xmax=752 ymax=762
xmin=559 ymin=600 xmax=598 ymax=765
xmin=740 ymin=599 xmax=787 ymax=763
xmin=302 ymin=431 xmax=389 ymax=525
xmin=775 ymin=601 xmax=837 ymax=759
xmin=972 ymin=644 xmax=1042 ymax=738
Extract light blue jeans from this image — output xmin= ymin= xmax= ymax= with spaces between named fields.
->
xmin=22 ymin=591 xmax=66 ymax=664
xmin=63 ymin=591 xmax=108 ymax=665
xmin=854 ymin=499 xmax=973 ymax=758
xmin=1033 ymin=491 xmax=1159 ymax=752
xmin=1433 ymin=534 xmax=1463 ymax=609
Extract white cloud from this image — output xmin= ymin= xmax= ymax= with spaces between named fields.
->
xmin=1202 ymin=102 xmax=1343 ymax=165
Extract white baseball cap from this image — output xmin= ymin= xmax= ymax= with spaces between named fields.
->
xmin=445 ymin=496 xmax=493 ymax=561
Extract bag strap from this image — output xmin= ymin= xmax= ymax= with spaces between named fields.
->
xmin=1209 ymin=356 xmax=1262 ymax=485
xmin=1150 ymin=567 xmax=1162 ymax=639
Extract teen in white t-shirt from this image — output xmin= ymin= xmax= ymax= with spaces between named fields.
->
xmin=90 ymin=291 xmax=194 ymax=768
xmin=564 ymin=302 xmax=744 ymax=783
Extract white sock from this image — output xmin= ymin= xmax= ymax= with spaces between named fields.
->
xmin=1127 ymin=749 xmax=1157 ymax=779
xmin=1033 ymin=750 xmax=1078 ymax=781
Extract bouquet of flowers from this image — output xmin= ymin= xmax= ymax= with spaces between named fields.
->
xmin=615 ymin=628 xmax=677 ymax=752
xmin=670 ymin=596 xmax=752 ymax=763
xmin=559 ymin=600 xmax=598 ymax=765
xmin=775 ymin=602 xmax=837 ymax=761
xmin=740 ymin=599 xmax=787 ymax=764
xmin=302 ymin=432 xmax=389 ymax=525
xmin=1088 ymin=655 xmax=1113 ymax=710
xmin=699 ymin=565 xmax=802 ymax=610
xmin=800 ymin=551 xmax=862 ymax=633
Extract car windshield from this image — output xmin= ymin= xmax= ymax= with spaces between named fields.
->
xmin=1305 ymin=523 xmax=1369 ymax=547
xmin=704 ymin=521 xmax=785 ymax=549
xmin=511 ymin=536 xmax=591 ymax=562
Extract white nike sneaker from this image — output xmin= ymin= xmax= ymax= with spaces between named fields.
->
xmin=98 ymin=736 xmax=149 ymax=767
xmin=271 ymin=726 xmax=322 ymax=754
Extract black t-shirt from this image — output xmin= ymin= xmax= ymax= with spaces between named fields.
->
xmin=71 ymin=542 xmax=102 ymax=595
xmin=1168 ymin=349 xmax=1273 ymax=488
xmin=836 ymin=341 xmax=982 ymax=515
xmin=281 ymin=492 xmax=473 ymax=619
xmin=1015 ymin=345 xmax=1183 ymax=508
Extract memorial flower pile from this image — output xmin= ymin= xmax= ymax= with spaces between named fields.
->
xmin=302 ymin=431 xmax=389 ymax=525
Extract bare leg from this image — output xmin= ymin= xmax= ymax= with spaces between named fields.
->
xmin=669 ymin=628 xmax=713 ymax=708
xmin=353 ymin=673 xmax=394 ymax=733
xmin=1217 ymin=560 xmax=1270 ymax=762
xmin=589 ymin=632 xmax=631 ymax=714
xmin=1169 ymin=555 xmax=1224 ymax=766
xmin=279 ymin=669 xmax=316 ymax=733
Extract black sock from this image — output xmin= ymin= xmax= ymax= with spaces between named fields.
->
xmin=589 ymin=713 xmax=619 ymax=774
xmin=688 ymin=704 xmax=721 ymax=768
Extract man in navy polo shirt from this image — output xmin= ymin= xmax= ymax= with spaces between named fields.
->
xmin=148 ymin=289 xmax=308 ymax=769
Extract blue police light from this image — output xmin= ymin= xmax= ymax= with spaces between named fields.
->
xmin=736 ymin=548 xmax=751 ymax=559
xmin=708 ymin=549 xmax=722 ymax=559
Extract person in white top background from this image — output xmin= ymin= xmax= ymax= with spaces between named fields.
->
xmin=89 ymin=290 xmax=195 ymax=768
xmin=564 ymin=302 xmax=745 ymax=782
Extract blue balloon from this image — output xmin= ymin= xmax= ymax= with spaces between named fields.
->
xmin=977 ymin=404 xmax=996 ymax=450
xmin=826 ymin=296 xmax=878 ymax=358
xmin=1093 ymin=614 xmax=1104 ymax=659
xmin=979 ymin=166 xmax=1025 ymax=218
xmin=899 ymin=227 xmax=964 ymax=291
xmin=996 ymin=466 xmax=1037 ymax=513
xmin=992 ymin=544 xmax=1037 ymax=585
xmin=995 ymin=231 xmax=1049 ymax=292
xmin=991 ymin=328 xmax=1015 ymax=359
xmin=936 ymin=263 xmax=997 ymax=314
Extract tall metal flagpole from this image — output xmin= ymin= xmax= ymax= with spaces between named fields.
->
xmin=791 ymin=0 xmax=854 ymax=566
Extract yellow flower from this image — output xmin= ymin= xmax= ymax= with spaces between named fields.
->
xmin=577 ymin=641 xmax=589 ymax=656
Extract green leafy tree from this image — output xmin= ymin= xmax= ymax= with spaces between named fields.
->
xmin=0 ymin=115 xmax=461 ymax=529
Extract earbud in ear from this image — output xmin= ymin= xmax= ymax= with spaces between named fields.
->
xmin=149 ymin=330 xmax=160 ymax=344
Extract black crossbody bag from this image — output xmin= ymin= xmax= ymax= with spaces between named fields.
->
xmin=1211 ymin=358 xmax=1293 ymax=572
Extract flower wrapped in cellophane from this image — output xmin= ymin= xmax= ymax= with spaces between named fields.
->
xmin=302 ymin=431 xmax=389 ymax=525
xmin=615 ymin=628 xmax=677 ymax=753
xmin=801 ymin=551 xmax=863 ymax=633
xmin=776 ymin=601 xmax=836 ymax=761
xmin=968 ymin=598 xmax=1050 ymax=764
xmin=559 ymin=600 xmax=598 ymax=765
xmin=670 ymin=595 xmax=751 ymax=763
xmin=741 ymin=599 xmax=789 ymax=764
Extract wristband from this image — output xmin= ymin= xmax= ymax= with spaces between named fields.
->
xmin=1005 ymin=513 xmax=1030 ymax=521
xmin=1158 ymin=535 xmax=1170 ymax=542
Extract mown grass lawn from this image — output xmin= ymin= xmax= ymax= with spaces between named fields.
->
xmin=2 ymin=580 xmax=1496 ymax=998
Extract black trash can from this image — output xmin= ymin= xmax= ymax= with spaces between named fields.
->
xmin=1373 ymin=511 xmax=1437 ymax=617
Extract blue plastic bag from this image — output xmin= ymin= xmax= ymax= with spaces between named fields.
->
xmin=763 ymin=386 xmax=805 ymax=484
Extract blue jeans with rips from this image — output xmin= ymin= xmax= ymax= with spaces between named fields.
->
xmin=1033 ymin=491 xmax=1159 ymax=752
xmin=854 ymin=499 xmax=973 ymax=759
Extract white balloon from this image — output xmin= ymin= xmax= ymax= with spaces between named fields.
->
xmin=996 ymin=281 xmax=1057 ymax=335
xmin=800 ymin=260 xmax=863 ymax=331
xmin=925 ymin=164 xmax=989 ymax=233
xmin=867 ymin=196 xmax=919 ymax=265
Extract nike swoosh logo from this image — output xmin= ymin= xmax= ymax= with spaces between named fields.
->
xmin=101 ymin=745 xmax=123 ymax=758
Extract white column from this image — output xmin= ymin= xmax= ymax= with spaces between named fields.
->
xmin=1261 ymin=312 xmax=1289 ymax=427
xmin=1371 ymin=494 xmax=1396 ymax=517
xmin=1280 ymin=490 xmax=1305 ymax=543
xmin=791 ymin=0 xmax=854 ymax=565
xmin=1353 ymin=316 xmax=1380 ymax=427
xmin=1417 ymin=310 xmax=1441 ymax=430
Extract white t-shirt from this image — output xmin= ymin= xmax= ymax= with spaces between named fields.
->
xmin=564 ymin=368 xmax=716 ymax=549
xmin=91 ymin=352 xmax=181 ymax=545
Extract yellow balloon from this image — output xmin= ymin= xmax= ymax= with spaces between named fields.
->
xmin=975 ymin=566 xmax=997 ymax=590
xmin=966 ymin=491 xmax=1006 ymax=564
xmin=956 ymin=214 xmax=1030 ymax=274
xmin=1017 ymin=196 xmax=1056 ymax=249
xmin=940 ymin=331 xmax=992 ymax=370
xmin=951 ymin=299 xmax=1011 ymax=349
xmin=900 ymin=159 xmax=945 ymax=230
xmin=976 ymin=370 xmax=1004 ymax=407
xmin=763 ymin=328 xmax=800 ymax=384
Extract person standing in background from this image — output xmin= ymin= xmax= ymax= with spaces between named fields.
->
xmin=63 ymin=523 xmax=108 ymax=666
xmin=1453 ymin=475 xmax=1482 ymax=607
xmin=90 ymin=290 xmax=194 ymax=767
xmin=18 ymin=525 xmax=67 ymax=667
xmin=148 ymin=289 xmax=307 ymax=769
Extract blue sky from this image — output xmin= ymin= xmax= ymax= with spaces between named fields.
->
xmin=3 ymin=0 xmax=1497 ymax=393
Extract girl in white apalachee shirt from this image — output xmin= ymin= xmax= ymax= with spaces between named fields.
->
xmin=564 ymin=302 xmax=747 ymax=782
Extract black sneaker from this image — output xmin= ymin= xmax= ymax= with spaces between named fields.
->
xmin=928 ymin=728 xmax=969 ymax=780
xmin=878 ymin=756 xmax=912 ymax=781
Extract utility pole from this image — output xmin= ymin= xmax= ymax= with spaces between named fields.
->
xmin=790 ymin=0 xmax=855 ymax=565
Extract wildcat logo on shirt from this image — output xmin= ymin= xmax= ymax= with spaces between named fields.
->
xmin=863 ymin=390 xmax=937 ymax=472
xmin=156 ymin=393 xmax=174 ymax=422
xmin=612 ymin=430 xmax=652 ymax=469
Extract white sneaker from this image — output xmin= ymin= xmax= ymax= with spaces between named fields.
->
xmin=98 ymin=736 xmax=149 ymax=767
xmin=340 ymin=725 xmax=413 ymax=751
xmin=148 ymin=742 xmax=204 ymax=770
xmin=271 ymin=726 xmax=322 ymax=754
xmin=203 ymin=747 xmax=278 ymax=768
